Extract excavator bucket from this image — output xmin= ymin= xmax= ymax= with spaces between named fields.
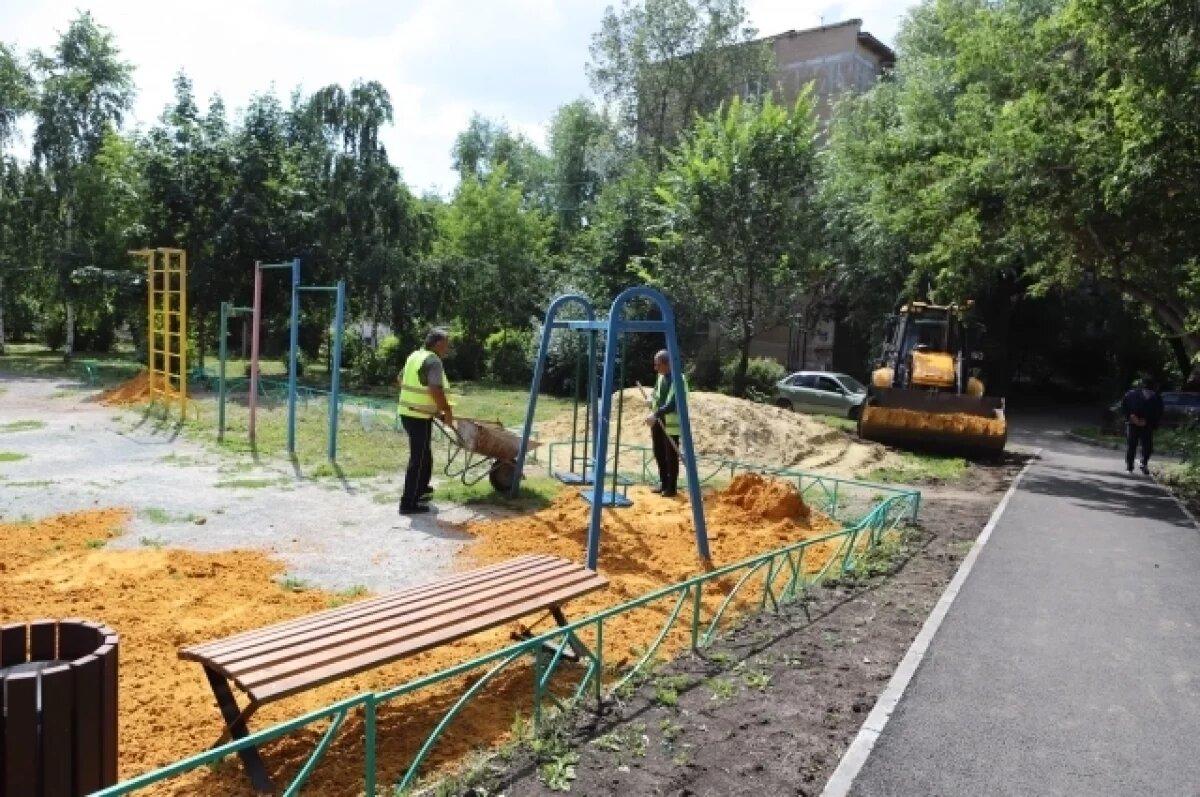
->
xmin=857 ymin=388 xmax=1007 ymax=456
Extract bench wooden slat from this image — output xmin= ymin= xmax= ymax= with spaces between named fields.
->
xmin=206 ymin=559 xmax=587 ymax=674
xmin=228 ymin=567 xmax=603 ymax=691
xmin=248 ymin=575 xmax=607 ymax=704
xmin=182 ymin=555 xmax=556 ymax=660
xmin=183 ymin=557 xmax=572 ymax=669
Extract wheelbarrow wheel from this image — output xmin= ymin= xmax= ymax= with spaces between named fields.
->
xmin=489 ymin=460 xmax=517 ymax=493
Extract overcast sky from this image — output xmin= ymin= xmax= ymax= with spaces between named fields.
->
xmin=2 ymin=0 xmax=916 ymax=195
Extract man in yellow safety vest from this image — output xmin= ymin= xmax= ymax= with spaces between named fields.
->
xmin=397 ymin=328 xmax=455 ymax=515
xmin=645 ymin=349 xmax=687 ymax=498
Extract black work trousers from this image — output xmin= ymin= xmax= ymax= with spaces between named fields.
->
xmin=1126 ymin=424 xmax=1155 ymax=470
xmin=401 ymin=415 xmax=434 ymax=508
xmin=651 ymin=422 xmax=680 ymax=493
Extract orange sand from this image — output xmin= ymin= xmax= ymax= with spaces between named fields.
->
xmin=99 ymin=371 xmax=150 ymax=405
xmin=3 ymin=477 xmax=844 ymax=795
xmin=861 ymin=406 xmax=1006 ymax=439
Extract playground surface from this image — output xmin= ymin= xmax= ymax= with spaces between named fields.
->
xmin=0 ymin=370 xmax=1019 ymax=795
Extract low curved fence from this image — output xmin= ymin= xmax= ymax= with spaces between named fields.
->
xmin=91 ymin=484 xmax=917 ymax=797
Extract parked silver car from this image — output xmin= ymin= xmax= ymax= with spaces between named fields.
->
xmin=775 ymin=371 xmax=868 ymax=420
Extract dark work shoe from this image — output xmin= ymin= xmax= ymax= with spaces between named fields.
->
xmin=1126 ymin=465 xmax=1134 ymax=474
xmin=1141 ymin=464 xmax=1151 ymax=475
xmin=399 ymin=504 xmax=430 ymax=515
xmin=650 ymin=486 xmax=663 ymax=494
xmin=661 ymin=490 xmax=678 ymax=498
xmin=420 ymin=486 xmax=434 ymax=496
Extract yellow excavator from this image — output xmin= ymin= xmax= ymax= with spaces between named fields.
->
xmin=857 ymin=301 xmax=1007 ymax=455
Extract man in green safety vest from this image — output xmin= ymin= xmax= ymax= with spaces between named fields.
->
xmin=397 ymin=328 xmax=455 ymax=515
xmin=645 ymin=349 xmax=687 ymax=498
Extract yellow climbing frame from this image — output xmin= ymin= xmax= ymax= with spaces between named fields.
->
xmin=132 ymin=248 xmax=187 ymax=414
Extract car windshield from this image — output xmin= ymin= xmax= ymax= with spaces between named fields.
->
xmin=837 ymin=375 xmax=866 ymax=394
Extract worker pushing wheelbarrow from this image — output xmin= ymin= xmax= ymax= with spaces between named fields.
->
xmin=436 ymin=418 xmax=539 ymax=493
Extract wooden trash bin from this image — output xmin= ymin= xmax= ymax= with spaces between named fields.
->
xmin=1 ymin=620 xmax=119 ymax=797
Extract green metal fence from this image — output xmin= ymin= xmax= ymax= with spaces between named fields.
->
xmin=92 ymin=483 xmax=917 ymax=797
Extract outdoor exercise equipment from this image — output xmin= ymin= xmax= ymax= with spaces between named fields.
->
xmin=130 ymin=248 xmax=188 ymax=416
xmin=514 ymin=287 xmax=712 ymax=571
xmin=247 ymin=259 xmax=347 ymax=461
xmin=554 ymin=327 xmax=599 ymax=486
xmin=216 ymin=301 xmax=252 ymax=443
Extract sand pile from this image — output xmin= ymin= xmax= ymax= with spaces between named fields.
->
xmin=99 ymin=371 xmax=150 ymax=406
xmin=537 ymin=389 xmax=903 ymax=476
xmin=861 ymin=406 xmax=1006 ymax=440
xmin=3 ymin=483 xmax=847 ymax=796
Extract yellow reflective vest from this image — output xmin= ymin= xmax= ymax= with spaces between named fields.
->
xmin=398 ymin=348 xmax=450 ymax=419
xmin=653 ymin=372 xmax=687 ymax=436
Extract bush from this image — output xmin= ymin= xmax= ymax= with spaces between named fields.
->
xmin=486 ymin=329 xmax=534 ymax=385
xmin=721 ymin=356 xmax=786 ymax=400
xmin=280 ymin=349 xmax=307 ymax=378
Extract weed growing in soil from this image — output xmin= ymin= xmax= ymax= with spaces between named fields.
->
xmin=7 ymin=480 xmax=53 ymax=488
xmin=327 ymin=585 xmax=368 ymax=607
xmin=707 ymin=677 xmax=738 ymax=702
xmin=85 ymin=539 xmax=106 ymax=549
xmin=1 ymin=420 xmax=46 ymax=433
xmin=139 ymin=507 xmax=204 ymax=525
xmin=868 ymin=452 xmax=968 ymax=484
xmin=0 ymin=451 xmax=29 ymax=462
xmin=280 ymin=575 xmax=311 ymax=592
xmin=139 ymin=536 xmax=165 ymax=548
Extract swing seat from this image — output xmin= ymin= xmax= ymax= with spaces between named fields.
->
xmin=579 ymin=490 xmax=634 ymax=508
xmin=554 ymin=469 xmax=633 ymax=487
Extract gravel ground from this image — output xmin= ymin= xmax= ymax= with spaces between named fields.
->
xmin=0 ymin=374 xmax=479 ymax=591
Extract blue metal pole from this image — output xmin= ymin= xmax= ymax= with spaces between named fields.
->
xmin=511 ymin=294 xmax=595 ymax=497
xmin=585 ymin=314 xmax=620 ymax=570
xmin=664 ymin=303 xmax=712 ymax=568
xmin=218 ymin=301 xmax=229 ymax=442
xmin=287 ymin=258 xmax=301 ymax=454
xmin=328 ymin=280 xmax=345 ymax=462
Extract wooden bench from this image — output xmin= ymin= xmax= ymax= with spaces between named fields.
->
xmin=179 ymin=554 xmax=607 ymax=792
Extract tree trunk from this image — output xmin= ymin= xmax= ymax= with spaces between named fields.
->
xmin=0 ymin=275 xmax=6 ymax=356
xmin=733 ymin=337 xmax=751 ymax=397
xmin=64 ymin=299 xmax=75 ymax=362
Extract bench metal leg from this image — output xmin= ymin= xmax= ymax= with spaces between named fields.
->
xmin=550 ymin=607 xmax=593 ymax=662
xmin=203 ymin=666 xmax=274 ymax=793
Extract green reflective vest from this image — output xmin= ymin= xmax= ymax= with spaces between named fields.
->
xmin=654 ymin=372 xmax=687 ymax=436
xmin=398 ymin=349 xmax=450 ymax=419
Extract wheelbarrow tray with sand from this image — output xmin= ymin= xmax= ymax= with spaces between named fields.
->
xmin=437 ymin=417 xmax=540 ymax=492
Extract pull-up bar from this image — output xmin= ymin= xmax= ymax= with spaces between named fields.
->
xmin=249 ymin=259 xmax=347 ymax=461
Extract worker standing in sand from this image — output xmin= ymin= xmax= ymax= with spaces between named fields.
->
xmin=645 ymin=350 xmax=687 ymax=498
xmin=397 ymin=328 xmax=455 ymax=515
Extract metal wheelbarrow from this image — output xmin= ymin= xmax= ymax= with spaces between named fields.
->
xmin=436 ymin=417 xmax=540 ymax=492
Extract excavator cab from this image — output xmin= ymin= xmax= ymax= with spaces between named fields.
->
xmin=858 ymin=302 xmax=1006 ymax=456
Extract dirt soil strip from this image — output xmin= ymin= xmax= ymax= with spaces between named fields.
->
xmin=481 ymin=457 xmax=1026 ymax=797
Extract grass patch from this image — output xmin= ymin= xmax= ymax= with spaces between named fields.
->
xmin=138 ymin=507 xmax=203 ymax=524
xmin=7 ymin=479 xmax=54 ymax=488
xmin=432 ymin=476 xmax=561 ymax=510
xmin=327 ymin=584 xmax=369 ymax=608
xmin=85 ymin=538 xmax=107 ymax=549
xmin=866 ymin=452 xmax=968 ymax=484
xmin=0 ymin=343 xmax=143 ymax=384
xmin=0 ymin=420 xmax=47 ymax=433
xmin=139 ymin=536 xmax=166 ymax=548
xmin=0 ymin=451 xmax=29 ymax=463
xmin=153 ymin=381 xmax=570 ymax=482
xmin=816 ymin=415 xmax=858 ymax=433
xmin=214 ymin=477 xmax=286 ymax=489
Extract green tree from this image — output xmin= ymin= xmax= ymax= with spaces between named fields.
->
xmin=434 ymin=164 xmax=553 ymax=377
xmin=545 ymin=100 xmax=625 ymax=242
xmin=588 ymin=0 xmax=773 ymax=166
xmin=650 ymin=93 xmax=820 ymax=395
xmin=451 ymin=113 xmax=551 ymax=210
xmin=30 ymin=12 xmax=134 ymax=360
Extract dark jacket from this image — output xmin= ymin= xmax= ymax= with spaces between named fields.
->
xmin=1120 ymin=387 xmax=1165 ymax=430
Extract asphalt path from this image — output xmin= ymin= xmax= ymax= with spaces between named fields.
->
xmin=843 ymin=418 xmax=1200 ymax=796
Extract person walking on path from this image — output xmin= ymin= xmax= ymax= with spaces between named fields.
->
xmin=397 ymin=328 xmax=455 ymax=514
xmin=645 ymin=350 xmax=687 ymax=498
xmin=1120 ymin=377 xmax=1164 ymax=475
